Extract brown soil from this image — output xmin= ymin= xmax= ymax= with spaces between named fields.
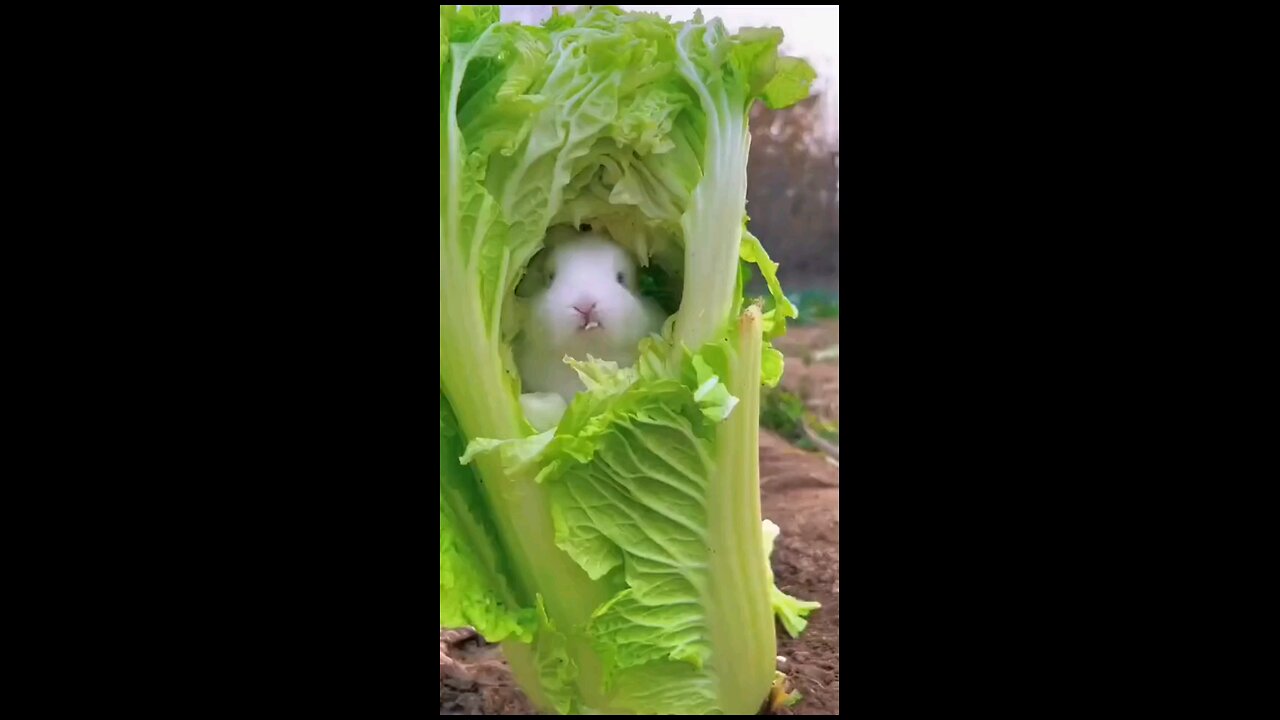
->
xmin=758 ymin=431 xmax=840 ymax=715
xmin=441 ymin=322 xmax=840 ymax=715
xmin=440 ymin=628 xmax=538 ymax=715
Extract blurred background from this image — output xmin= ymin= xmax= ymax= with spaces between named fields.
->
xmin=500 ymin=5 xmax=840 ymax=296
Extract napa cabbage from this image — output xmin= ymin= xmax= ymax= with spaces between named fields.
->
xmin=440 ymin=6 xmax=820 ymax=714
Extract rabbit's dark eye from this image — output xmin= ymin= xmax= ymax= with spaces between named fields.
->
xmin=548 ymin=271 xmax=556 ymax=283
xmin=616 ymin=272 xmax=625 ymax=285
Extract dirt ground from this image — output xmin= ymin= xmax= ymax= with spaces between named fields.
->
xmin=441 ymin=322 xmax=840 ymax=715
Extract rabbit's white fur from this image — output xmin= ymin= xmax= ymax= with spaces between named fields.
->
xmin=516 ymin=231 xmax=666 ymax=401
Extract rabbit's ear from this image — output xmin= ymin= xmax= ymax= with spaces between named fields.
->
xmin=543 ymin=223 xmax=579 ymax=248
xmin=515 ymin=250 xmax=551 ymax=298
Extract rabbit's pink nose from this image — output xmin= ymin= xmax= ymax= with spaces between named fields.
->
xmin=573 ymin=303 xmax=597 ymax=315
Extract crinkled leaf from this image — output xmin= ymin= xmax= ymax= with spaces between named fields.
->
xmin=741 ymin=229 xmax=797 ymax=341
xmin=762 ymin=519 xmax=821 ymax=637
xmin=770 ymin=585 xmax=822 ymax=638
xmin=763 ymin=56 xmax=817 ymax=109
xmin=566 ymin=355 xmax=638 ymax=395
xmin=441 ymin=5 xmax=501 ymax=45
xmin=460 ymin=428 xmax=556 ymax=471
xmin=552 ymin=402 xmax=720 ymax=713
xmin=761 ymin=345 xmax=785 ymax=388
xmin=691 ymin=347 xmax=740 ymax=422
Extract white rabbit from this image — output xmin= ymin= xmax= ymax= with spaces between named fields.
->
xmin=516 ymin=229 xmax=667 ymax=403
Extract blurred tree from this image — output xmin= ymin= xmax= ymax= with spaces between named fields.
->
xmin=747 ymin=94 xmax=840 ymax=292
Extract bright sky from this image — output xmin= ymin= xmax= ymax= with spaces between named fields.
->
xmin=498 ymin=5 xmax=840 ymax=145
